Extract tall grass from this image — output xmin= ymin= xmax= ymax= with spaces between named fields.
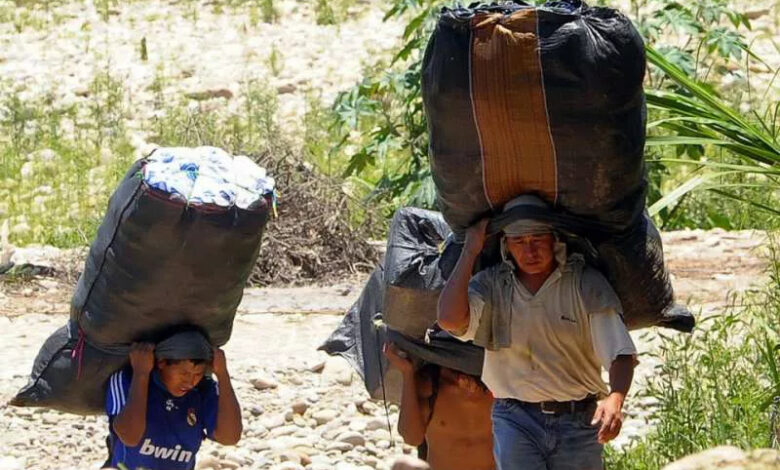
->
xmin=0 ymin=72 xmax=135 ymax=247
xmin=0 ymin=66 xmax=289 ymax=248
xmin=605 ymin=241 xmax=780 ymax=469
xmin=146 ymin=79 xmax=284 ymax=157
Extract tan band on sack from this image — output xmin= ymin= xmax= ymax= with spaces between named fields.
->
xmin=470 ymin=8 xmax=558 ymax=208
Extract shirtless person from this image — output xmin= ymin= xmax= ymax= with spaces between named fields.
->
xmin=384 ymin=342 xmax=495 ymax=470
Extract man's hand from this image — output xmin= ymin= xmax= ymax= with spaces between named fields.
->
xmin=129 ymin=343 xmax=155 ymax=375
xmin=383 ymin=342 xmax=414 ymax=376
xmin=464 ymin=219 xmax=489 ymax=256
xmin=591 ymin=392 xmax=625 ymax=444
xmin=212 ymin=348 xmax=228 ymax=378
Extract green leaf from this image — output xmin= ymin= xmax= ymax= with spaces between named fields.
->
xmin=648 ymin=170 xmax=737 ymax=216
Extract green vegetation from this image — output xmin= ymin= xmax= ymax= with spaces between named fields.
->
xmin=314 ymin=0 xmax=360 ymax=26
xmin=259 ymin=0 xmax=280 ymax=24
xmin=605 ymin=241 xmax=780 ymax=469
xmin=146 ymin=78 xmax=285 ymax=157
xmin=0 ymin=71 xmax=135 ymax=247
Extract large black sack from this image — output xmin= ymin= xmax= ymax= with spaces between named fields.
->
xmin=423 ymin=0 xmax=647 ymax=232
xmin=14 ymin=155 xmax=271 ymax=414
xmin=320 ymin=264 xmax=484 ymax=403
xmin=72 ymin=158 xmax=269 ymax=347
xmin=384 ymin=208 xmax=451 ymax=338
xmin=422 ymin=1 xmax=693 ymax=331
xmin=12 ymin=323 xmax=126 ymax=414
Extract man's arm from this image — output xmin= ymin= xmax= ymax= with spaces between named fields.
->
xmin=591 ymin=355 xmax=635 ymax=444
xmin=438 ymin=219 xmax=488 ymax=333
xmin=384 ymin=342 xmax=430 ymax=446
xmin=211 ymin=348 xmax=243 ymax=445
xmin=113 ymin=343 xmax=155 ymax=447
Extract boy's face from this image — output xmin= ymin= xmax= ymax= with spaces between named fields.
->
xmin=157 ymin=359 xmax=207 ymax=397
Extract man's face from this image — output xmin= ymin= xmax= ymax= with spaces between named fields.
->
xmin=504 ymin=232 xmax=556 ymax=275
xmin=157 ymin=360 xmax=206 ymax=397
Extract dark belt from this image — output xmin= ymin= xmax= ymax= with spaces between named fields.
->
xmin=516 ymin=395 xmax=598 ymax=416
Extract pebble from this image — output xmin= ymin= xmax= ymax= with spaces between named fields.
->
xmin=337 ymin=431 xmax=366 ymax=447
xmin=312 ymin=409 xmax=339 ymax=425
xmin=291 ymin=401 xmax=308 ymax=415
xmin=251 ymin=375 xmax=279 ymax=390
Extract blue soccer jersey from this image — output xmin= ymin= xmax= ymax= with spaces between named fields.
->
xmin=105 ymin=367 xmax=219 ymax=470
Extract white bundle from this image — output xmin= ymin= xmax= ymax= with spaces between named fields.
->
xmin=143 ymin=146 xmax=276 ymax=210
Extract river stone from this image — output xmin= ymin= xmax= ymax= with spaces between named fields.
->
xmin=336 ymin=431 xmax=366 ymax=447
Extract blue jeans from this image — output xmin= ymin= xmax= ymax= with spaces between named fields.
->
xmin=492 ymin=398 xmax=603 ymax=470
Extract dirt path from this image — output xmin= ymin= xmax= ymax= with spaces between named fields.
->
xmin=0 ymin=229 xmax=771 ymax=469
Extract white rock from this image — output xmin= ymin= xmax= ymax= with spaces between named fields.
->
xmin=0 ymin=457 xmax=25 ymax=470
xmin=326 ymin=441 xmax=354 ymax=452
xmin=312 ymin=409 xmax=339 ymax=425
xmin=322 ymin=356 xmax=354 ymax=386
xmin=194 ymin=456 xmax=221 ymax=469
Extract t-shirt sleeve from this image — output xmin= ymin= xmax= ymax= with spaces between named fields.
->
xmin=105 ymin=369 xmax=131 ymax=417
xmin=590 ymin=310 xmax=637 ymax=371
xmin=201 ymin=379 xmax=220 ymax=439
xmin=454 ymin=270 xmax=490 ymax=342
xmin=581 ymin=267 xmax=637 ymax=370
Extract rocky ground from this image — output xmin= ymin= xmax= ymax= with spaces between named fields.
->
xmin=0 ymin=229 xmax=771 ymax=469
xmin=0 ymin=0 xmax=404 ymax=134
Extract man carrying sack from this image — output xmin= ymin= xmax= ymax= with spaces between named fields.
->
xmin=438 ymin=195 xmax=637 ymax=469
xmin=104 ymin=330 xmax=242 ymax=470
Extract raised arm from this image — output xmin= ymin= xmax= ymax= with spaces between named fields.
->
xmin=437 ymin=219 xmax=488 ymax=333
xmin=384 ymin=342 xmax=431 ymax=446
xmin=211 ymin=348 xmax=243 ymax=445
xmin=113 ymin=343 xmax=155 ymax=446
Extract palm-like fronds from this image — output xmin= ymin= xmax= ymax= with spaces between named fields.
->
xmin=645 ymin=46 xmax=780 ymax=217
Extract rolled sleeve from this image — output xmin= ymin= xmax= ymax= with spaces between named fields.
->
xmin=590 ymin=309 xmax=637 ymax=371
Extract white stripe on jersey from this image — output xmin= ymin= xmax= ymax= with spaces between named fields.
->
xmin=109 ymin=373 xmax=118 ymax=415
xmin=117 ymin=370 xmax=126 ymax=408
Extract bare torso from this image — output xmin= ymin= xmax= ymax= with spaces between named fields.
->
xmin=420 ymin=367 xmax=495 ymax=470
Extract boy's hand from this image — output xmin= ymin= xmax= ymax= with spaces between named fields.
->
xmin=212 ymin=348 xmax=228 ymax=378
xmin=383 ymin=342 xmax=414 ymax=376
xmin=129 ymin=343 xmax=155 ymax=375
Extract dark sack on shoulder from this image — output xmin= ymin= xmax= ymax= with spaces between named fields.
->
xmin=14 ymin=156 xmax=271 ymax=414
xmin=384 ymin=208 xmax=451 ymax=338
xmin=422 ymin=0 xmax=693 ymax=331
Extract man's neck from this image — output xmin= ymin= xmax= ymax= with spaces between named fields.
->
xmin=516 ymin=263 xmax=558 ymax=294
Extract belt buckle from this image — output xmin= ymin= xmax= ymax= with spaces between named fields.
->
xmin=540 ymin=402 xmax=556 ymax=415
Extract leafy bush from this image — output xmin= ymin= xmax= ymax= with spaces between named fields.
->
xmin=605 ymin=241 xmax=780 ymax=469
